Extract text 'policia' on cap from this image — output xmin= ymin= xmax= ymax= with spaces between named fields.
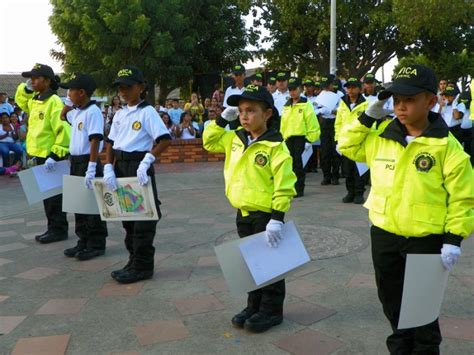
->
xmin=378 ymin=64 xmax=438 ymax=100
xmin=113 ymin=66 xmax=145 ymax=86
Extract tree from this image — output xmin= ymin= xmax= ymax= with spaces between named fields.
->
xmin=248 ymin=0 xmax=403 ymax=79
xmin=49 ymin=0 xmax=254 ymax=102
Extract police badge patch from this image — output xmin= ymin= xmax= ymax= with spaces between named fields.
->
xmin=413 ymin=152 xmax=436 ymax=172
xmin=254 ymin=152 xmax=269 ymax=167
xmin=78 ymin=122 xmax=83 ymax=131
xmin=132 ymin=121 xmax=142 ymax=130
xmin=39 ymin=112 xmax=44 ymax=120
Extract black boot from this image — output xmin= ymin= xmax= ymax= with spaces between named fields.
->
xmin=353 ymin=194 xmax=365 ymax=204
xmin=244 ymin=312 xmax=283 ymax=333
xmin=231 ymin=308 xmax=258 ymax=328
xmin=114 ymin=269 xmax=153 ymax=284
xmin=342 ymin=193 xmax=354 ymax=203
xmin=35 ymin=231 xmax=48 ymax=242
xmin=64 ymin=245 xmax=86 ymax=258
xmin=37 ymin=232 xmax=68 ymax=244
xmin=321 ymin=177 xmax=331 ymax=185
xmin=111 ymin=260 xmax=133 ymax=279
xmin=331 ymin=177 xmax=340 ymax=185
xmin=76 ymin=249 xmax=105 ymax=261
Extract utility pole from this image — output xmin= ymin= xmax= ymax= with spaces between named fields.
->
xmin=329 ymin=0 xmax=337 ymax=75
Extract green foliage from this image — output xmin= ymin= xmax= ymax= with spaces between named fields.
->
xmin=49 ymin=0 xmax=254 ymax=99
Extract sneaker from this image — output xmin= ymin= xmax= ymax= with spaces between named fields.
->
xmin=76 ymin=249 xmax=105 ymax=261
xmin=342 ymin=193 xmax=354 ymax=203
xmin=64 ymin=245 xmax=86 ymax=258
xmin=232 ymin=308 xmax=258 ymax=328
xmin=243 ymin=312 xmax=283 ymax=333
xmin=5 ymin=165 xmax=19 ymax=174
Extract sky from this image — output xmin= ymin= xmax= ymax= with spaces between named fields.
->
xmin=2 ymin=0 xmax=395 ymax=81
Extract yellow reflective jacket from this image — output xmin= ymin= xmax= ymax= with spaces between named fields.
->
xmin=339 ymin=112 xmax=474 ymax=244
xmin=334 ymin=95 xmax=368 ymax=142
xmin=280 ymin=98 xmax=320 ymax=142
xmin=203 ymin=118 xmax=296 ymax=219
xmin=15 ymin=83 xmax=70 ymax=158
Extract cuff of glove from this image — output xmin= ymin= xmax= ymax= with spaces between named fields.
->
xmin=358 ymin=112 xmax=377 ymax=128
xmin=271 ymin=210 xmax=285 ymax=222
xmin=216 ymin=117 xmax=229 ymax=128
xmin=48 ymin=152 xmax=61 ymax=161
xmin=443 ymin=233 xmax=463 ymax=247
xmin=87 ymin=161 xmax=97 ymax=168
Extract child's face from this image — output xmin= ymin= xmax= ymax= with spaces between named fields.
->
xmin=10 ymin=115 xmax=18 ymax=124
xmin=1 ymin=115 xmax=9 ymax=124
xmin=238 ymin=100 xmax=271 ymax=133
xmin=393 ymin=93 xmax=437 ymax=126
xmin=346 ymin=86 xmax=361 ymax=98
xmin=289 ymin=87 xmax=301 ymax=100
xmin=118 ymin=83 xmax=143 ymax=104
xmin=31 ymin=76 xmax=50 ymax=92
xmin=443 ymin=95 xmax=456 ymax=104
xmin=68 ymin=88 xmax=86 ymax=106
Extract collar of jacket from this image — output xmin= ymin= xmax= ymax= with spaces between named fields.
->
xmin=138 ymin=100 xmax=151 ymax=108
xmin=33 ymin=90 xmax=55 ymax=101
xmin=236 ymin=128 xmax=283 ymax=149
xmin=380 ymin=111 xmax=449 ymax=147
xmin=78 ymin=100 xmax=97 ymax=110
xmin=341 ymin=94 xmax=365 ymax=110
xmin=284 ymin=96 xmax=308 ymax=107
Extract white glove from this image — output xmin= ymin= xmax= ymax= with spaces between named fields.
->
xmin=265 ymin=219 xmax=283 ymax=248
xmin=137 ymin=153 xmax=155 ymax=186
xmin=440 ymin=244 xmax=461 ymax=272
xmin=335 ymin=144 xmax=342 ymax=156
xmin=365 ymin=99 xmax=389 ymax=119
xmin=305 ymin=142 xmax=312 ymax=150
xmin=221 ymin=107 xmax=239 ymax=122
xmin=44 ymin=157 xmax=57 ymax=172
xmin=84 ymin=162 xmax=97 ymax=190
xmin=103 ymin=163 xmax=118 ymax=191
xmin=25 ymin=79 xmax=33 ymax=92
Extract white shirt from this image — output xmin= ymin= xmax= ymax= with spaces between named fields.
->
xmin=440 ymin=102 xmax=465 ymax=128
xmin=0 ymin=124 xmax=15 ymax=143
xmin=108 ymin=102 xmax=170 ymax=152
xmin=272 ymin=89 xmax=290 ymax=116
xmin=67 ymin=103 xmax=104 ymax=156
xmin=223 ymin=86 xmax=245 ymax=108
xmin=363 ymin=94 xmax=378 ymax=105
xmin=461 ymin=107 xmax=472 ymax=129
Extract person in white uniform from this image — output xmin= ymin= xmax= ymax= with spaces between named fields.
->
xmin=104 ymin=66 xmax=171 ymax=284
xmin=272 ymin=72 xmax=290 ymax=116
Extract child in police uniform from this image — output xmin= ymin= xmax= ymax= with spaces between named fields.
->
xmin=103 ymin=66 xmax=171 ymax=284
xmin=203 ymin=84 xmax=297 ymax=333
xmin=59 ymin=73 xmax=108 ymax=260
xmin=15 ymin=64 xmax=71 ymax=244
xmin=280 ymin=77 xmax=320 ymax=197
xmin=339 ymin=64 xmax=474 ymax=353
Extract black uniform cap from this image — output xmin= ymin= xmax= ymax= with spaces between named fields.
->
xmin=60 ymin=73 xmax=97 ymax=96
xmin=113 ymin=66 xmax=145 ymax=86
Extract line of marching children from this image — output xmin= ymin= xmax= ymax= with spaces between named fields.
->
xmin=15 ymin=63 xmax=171 ymax=284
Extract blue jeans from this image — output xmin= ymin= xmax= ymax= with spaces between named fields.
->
xmin=0 ymin=142 xmax=22 ymax=167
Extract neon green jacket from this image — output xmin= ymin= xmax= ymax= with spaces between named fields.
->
xmin=339 ymin=112 xmax=474 ymax=245
xmin=334 ymin=95 xmax=368 ymax=142
xmin=280 ymin=98 xmax=320 ymax=142
xmin=15 ymin=83 xmax=70 ymax=158
xmin=203 ymin=118 xmax=296 ymax=219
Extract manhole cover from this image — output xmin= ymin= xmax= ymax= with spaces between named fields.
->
xmin=214 ymin=224 xmax=367 ymax=260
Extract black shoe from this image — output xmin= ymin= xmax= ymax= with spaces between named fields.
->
xmin=76 ymin=249 xmax=105 ymax=261
xmin=64 ymin=245 xmax=86 ymax=258
xmin=232 ymin=308 xmax=258 ymax=328
xmin=353 ymin=195 xmax=365 ymax=204
xmin=244 ymin=312 xmax=283 ymax=333
xmin=37 ymin=233 xmax=68 ymax=244
xmin=111 ymin=261 xmax=133 ymax=279
xmin=295 ymin=192 xmax=304 ymax=198
xmin=331 ymin=178 xmax=340 ymax=185
xmin=114 ymin=269 xmax=153 ymax=284
xmin=35 ymin=231 xmax=48 ymax=242
xmin=342 ymin=193 xmax=354 ymax=203
xmin=321 ymin=178 xmax=331 ymax=186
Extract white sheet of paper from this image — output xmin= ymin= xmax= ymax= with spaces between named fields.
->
xmin=62 ymin=175 xmax=99 ymax=214
xmin=302 ymin=145 xmax=313 ymax=168
xmin=398 ymin=254 xmax=449 ymax=330
xmin=92 ymin=177 xmax=159 ymax=221
xmin=356 ymin=162 xmax=369 ymax=176
xmin=315 ymin=91 xmax=340 ymax=112
xmin=239 ymin=221 xmax=310 ymax=286
xmin=19 ymin=168 xmax=63 ymax=205
xmin=214 ymin=221 xmax=310 ymax=295
xmin=31 ymin=161 xmax=70 ymax=193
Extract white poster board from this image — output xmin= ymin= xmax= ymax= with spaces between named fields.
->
xmin=62 ymin=175 xmax=100 ymax=214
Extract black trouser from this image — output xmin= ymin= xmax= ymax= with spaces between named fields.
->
xmin=471 ymin=126 xmax=474 ymax=166
xmin=371 ymin=226 xmax=443 ymax=355
xmin=449 ymin=125 xmax=463 ymax=145
xmin=461 ymin=127 xmax=472 ymax=160
xmin=236 ymin=210 xmax=285 ymax=316
xmin=285 ymin=136 xmax=306 ymax=195
xmin=114 ymin=151 xmax=161 ymax=272
xmin=70 ymin=155 xmax=108 ymax=250
xmin=35 ymin=156 xmax=68 ymax=235
xmin=320 ymin=118 xmax=341 ymax=180
xmin=342 ymin=156 xmax=367 ymax=196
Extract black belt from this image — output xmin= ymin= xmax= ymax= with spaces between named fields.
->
xmin=69 ymin=154 xmax=90 ymax=163
xmin=114 ymin=150 xmax=146 ymax=161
